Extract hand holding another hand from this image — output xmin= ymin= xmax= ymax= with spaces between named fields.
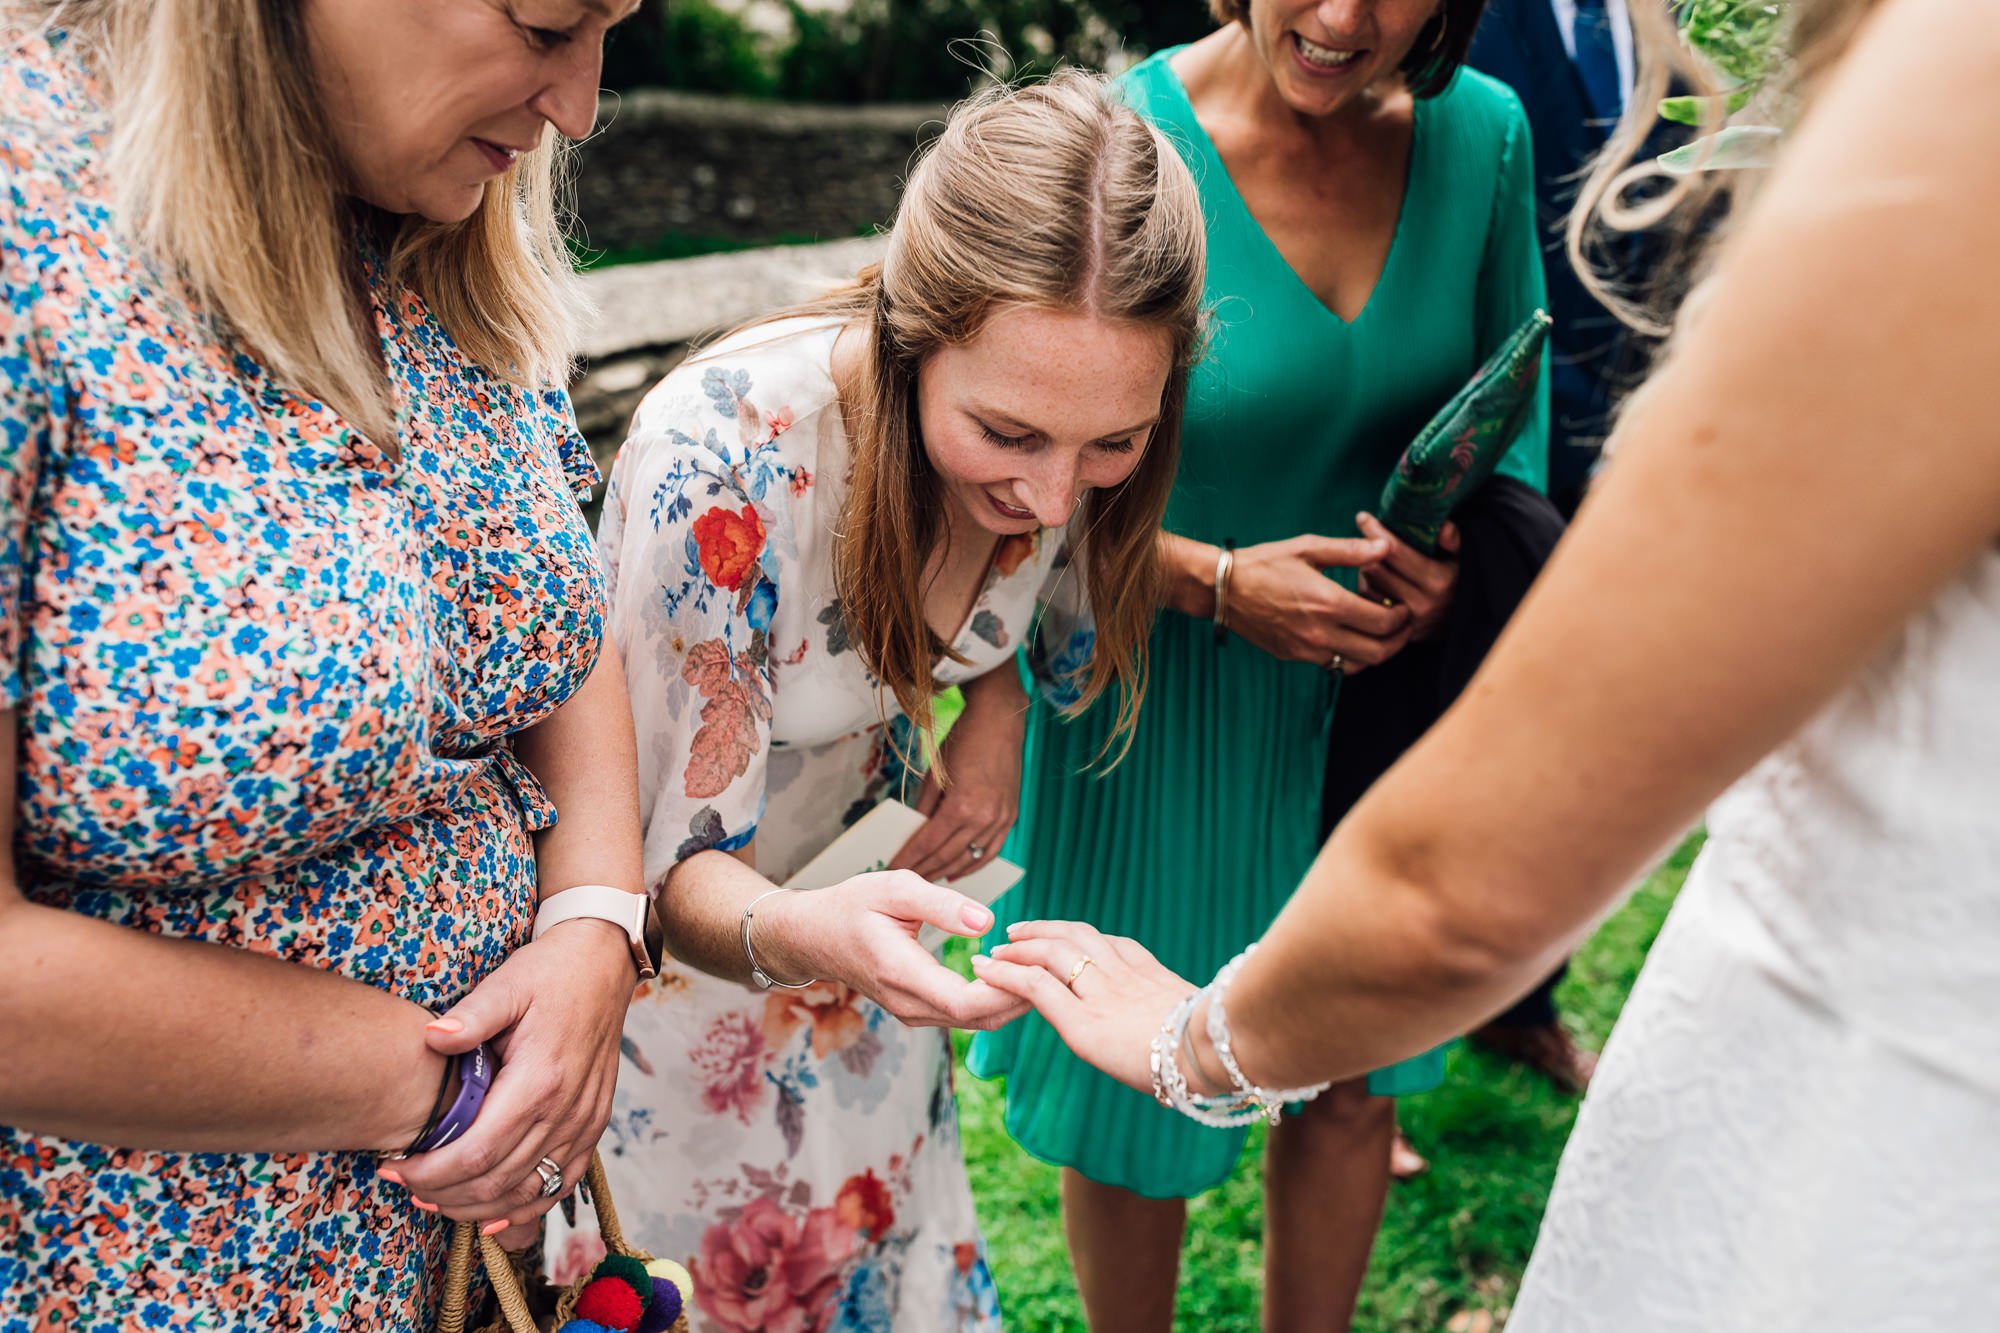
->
xmin=971 ymin=919 xmax=1195 ymax=1096
xmin=761 ymin=871 xmax=1029 ymax=1031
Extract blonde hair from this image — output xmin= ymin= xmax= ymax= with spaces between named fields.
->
xmin=749 ymin=69 xmax=1206 ymax=767
xmin=1571 ymin=0 xmax=1883 ymax=336
xmin=7 ymin=0 xmax=585 ymax=441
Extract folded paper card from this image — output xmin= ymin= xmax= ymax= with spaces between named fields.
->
xmin=784 ymin=800 xmax=1024 ymax=952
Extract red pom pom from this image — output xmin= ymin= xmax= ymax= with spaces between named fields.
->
xmin=573 ymin=1277 xmax=645 ymax=1332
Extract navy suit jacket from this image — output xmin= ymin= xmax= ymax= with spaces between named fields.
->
xmin=1467 ymin=0 xmax=1681 ymax=514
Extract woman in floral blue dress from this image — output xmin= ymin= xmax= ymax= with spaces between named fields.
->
xmin=0 ymin=3 xmax=649 ymax=1329
xmin=558 ymin=74 xmax=1207 ymax=1332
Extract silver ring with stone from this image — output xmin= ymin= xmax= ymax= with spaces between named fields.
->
xmin=534 ymin=1156 xmax=563 ymax=1199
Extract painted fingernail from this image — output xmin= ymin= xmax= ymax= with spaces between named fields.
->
xmin=425 ymin=1017 xmax=464 ymax=1034
xmin=412 ymin=1198 xmax=439 ymax=1213
xmin=962 ymin=904 xmax=992 ymax=930
xmin=481 ymin=1219 xmax=510 ymax=1236
xmin=376 ymin=1167 xmax=405 ymax=1185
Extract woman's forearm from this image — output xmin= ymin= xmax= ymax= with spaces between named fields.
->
xmin=0 ymin=893 xmax=444 ymax=1153
xmin=0 ymin=703 xmax=443 ymax=1153
xmin=1158 ymin=531 xmax=1221 ymax=619
xmin=514 ymin=642 xmax=645 ymax=907
xmin=958 ymin=654 xmax=1028 ymax=713
xmin=1192 ymin=805 xmax=1591 ymax=1093
xmin=1206 ymin=40 xmax=2000 ymax=1091
xmin=659 ymin=847 xmax=817 ymax=987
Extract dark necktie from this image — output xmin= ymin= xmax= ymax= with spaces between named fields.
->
xmin=1572 ymin=0 xmax=1624 ymax=132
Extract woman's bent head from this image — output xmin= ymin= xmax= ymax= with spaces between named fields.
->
xmin=4 ymin=0 xmax=637 ymax=438
xmin=810 ymin=69 xmax=1207 ymax=761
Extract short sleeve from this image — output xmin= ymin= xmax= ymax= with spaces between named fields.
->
xmin=598 ymin=393 xmax=778 ymax=892
xmin=533 ymin=386 xmax=602 ymax=502
xmin=1478 ymin=99 xmax=1553 ymax=494
xmin=1026 ymin=526 xmax=1097 ymax=711
xmin=0 ymin=200 xmax=49 ymax=710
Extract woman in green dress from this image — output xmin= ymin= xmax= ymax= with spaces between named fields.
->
xmin=967 ymin=0 xmax=1547 ymax=1326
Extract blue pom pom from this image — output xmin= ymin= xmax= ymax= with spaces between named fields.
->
xmin=558 ymin=1321 xmax=613 ymax=1333
xmin=634 ymin=1277 xmax=684 ymax=1333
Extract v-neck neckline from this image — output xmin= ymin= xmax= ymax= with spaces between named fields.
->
xmin=1156 ymin=51 xmax=1426 ymax=328
xmin=928 ymin=524 xmax=1005 ymax=654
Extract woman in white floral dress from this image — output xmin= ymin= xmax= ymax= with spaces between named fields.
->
xmin=548 ymin=74 xmax=1208 ymax=1331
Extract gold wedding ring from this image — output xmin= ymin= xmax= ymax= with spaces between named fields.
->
xmin=1065 ymin=956 xmax=1095 ymax=990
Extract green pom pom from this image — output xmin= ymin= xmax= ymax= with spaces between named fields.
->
xmin=592 ymin=1253 xmax=655 ymax=1308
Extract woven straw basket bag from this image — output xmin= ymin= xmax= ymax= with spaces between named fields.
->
xmin=436 ymin=1151 xmax=691 ymax=1333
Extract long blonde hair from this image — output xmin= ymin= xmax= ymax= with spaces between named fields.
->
xmin=749 ymin=70 xmax=1206 ymax=764
xmin=1571 ymin=0 xmax=1882 ymax=336
xmin=6 ymin=0 xmax=585 ymax=440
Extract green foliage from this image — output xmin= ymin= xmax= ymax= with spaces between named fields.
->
xmin=601 ymin=0 xmax=773 ymax=96
xmin=1658 ymin=87 xmax=1754 ymax=125
xmin=1657 ymin=124 xmax=1781 ymax=173
xmin=600 ymin=0 xmax=1214 ymax=103
xmin=949 ymin=834 xmax=1701 ymax=1330
xmin=775 ymin=0 xmax=1122 ymax=104
xmin=1676 ymin=0 xmax=1788 ymax=88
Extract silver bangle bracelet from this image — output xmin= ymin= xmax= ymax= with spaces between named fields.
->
xmin=741 ymin=887 xmax=818 ymax=990
xmin=1203 ymin=945 xmax=1334 ymax=1123
xmin=1211 ymin=544 xmax=1235 ymax=641
xmin=1149 ymin=990 xmax=1266 ymax=1128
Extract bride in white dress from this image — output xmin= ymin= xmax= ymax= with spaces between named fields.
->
xmin=969 ymin=0 xmax=2000 ymax=1326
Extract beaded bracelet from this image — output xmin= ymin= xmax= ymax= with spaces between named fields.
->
xmin=1148 ymin=991 xmax=1266 ymax=1128
xmin=1203 ymin=945 xmax=1333 ymax=1124
xmin=1145 ymin=947 xmax=1336 ymax=1128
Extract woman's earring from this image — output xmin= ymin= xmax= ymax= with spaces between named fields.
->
xmin=1428 ymin=5 xmax=1449 ymax=51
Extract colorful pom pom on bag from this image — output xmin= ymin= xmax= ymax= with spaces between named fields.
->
xmin=435 ymin=1152 xmax=690 ymax=1333
xmin=1377 ymin=309 xmax=1552 ymax=556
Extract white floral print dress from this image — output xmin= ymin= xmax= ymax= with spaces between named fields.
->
xmin=548 ymin=318 xmax=1092 ymax=1333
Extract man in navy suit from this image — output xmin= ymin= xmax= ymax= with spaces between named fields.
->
xmin=1464 ymin=0 xmax=1680 ymax=1090
xmin=1469 ymin=0 xmax=1678 ymax=518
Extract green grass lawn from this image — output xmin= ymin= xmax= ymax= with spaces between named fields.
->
xmin=949 ymin=834 xmax=1700 ymax=1331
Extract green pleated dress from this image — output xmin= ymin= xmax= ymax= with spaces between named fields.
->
xmin=966 ymin=52 xmax=1550 ymax=1199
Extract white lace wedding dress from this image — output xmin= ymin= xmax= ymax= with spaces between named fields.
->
xmin=1509 ymin=548 xmax=2000 ymax=1331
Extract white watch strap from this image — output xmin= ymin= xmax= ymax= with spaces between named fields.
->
xmin=533 ymin=883 xmax=643 ymax=943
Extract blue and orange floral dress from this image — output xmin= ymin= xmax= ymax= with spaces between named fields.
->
xmin=0 ymin=34 xmax=605 ymax=1332
xmin=548 ymin=317 xmax=1090 ymax=1332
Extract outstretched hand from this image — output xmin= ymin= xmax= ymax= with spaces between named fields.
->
xmin=769 ymin=870 xmax=1031 ymax=1031
xmin=971 ymin=919 xmax=1194 ymax=1095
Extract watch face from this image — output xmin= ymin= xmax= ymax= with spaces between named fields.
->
xmin=637 ymin=894 xmax=666 ymax=980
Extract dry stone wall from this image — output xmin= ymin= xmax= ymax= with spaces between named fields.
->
xmin=574 ymin=90 xmax=946 ymax=251
xmin=568 ymin=235 xmax=892 ymax=510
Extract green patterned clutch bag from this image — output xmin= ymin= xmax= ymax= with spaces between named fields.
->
xmin=1378 ymin=310 xmax=1551 ymax=555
